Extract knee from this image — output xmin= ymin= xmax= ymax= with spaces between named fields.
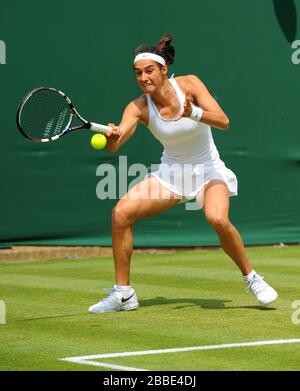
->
xmin=112 ymin=202 xmax=134 ymax=227
xmin=205 ymin=213 xmax=231 ymax=232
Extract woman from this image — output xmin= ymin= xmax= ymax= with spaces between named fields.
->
xmin=88 ymin=35 xmax=278 ymax=313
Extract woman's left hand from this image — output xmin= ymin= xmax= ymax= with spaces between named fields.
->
xmin=176 ymin=97 xmax=192 ymax=120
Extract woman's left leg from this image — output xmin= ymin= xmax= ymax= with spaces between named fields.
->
xmin=201 ymin=181 xmax=252 ymax=275
xmin=201 ymin=180 xmax=278 ymax=305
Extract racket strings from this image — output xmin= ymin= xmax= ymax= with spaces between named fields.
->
xmin=19 ymin=89 xmax=71 ymax=140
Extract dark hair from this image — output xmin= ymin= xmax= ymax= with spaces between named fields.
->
xmin=134 ymin=34 xmax=175 ymax=65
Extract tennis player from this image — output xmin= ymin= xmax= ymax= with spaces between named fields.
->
xmin=88 ymin=35 xmax=278 ymax=313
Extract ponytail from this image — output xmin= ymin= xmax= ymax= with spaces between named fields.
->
xmin=134 ymin=34 xmax=175 ymax=65
xmin=156 ymin=34 xmax=175 ymax=65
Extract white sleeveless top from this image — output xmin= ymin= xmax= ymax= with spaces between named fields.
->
xmin=145 ymin=78 xmax=238 ymax=202
xmin=146 ymin=78 xmax=220 ymax=165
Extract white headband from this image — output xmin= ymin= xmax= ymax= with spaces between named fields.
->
xmin=134 ymin=52 xmax=166 ymax=66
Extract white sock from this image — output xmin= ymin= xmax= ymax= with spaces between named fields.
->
xmin=114 ymin=284 xmax=131 ymax=290
xmin=243 ymin=270 xmax=256 ymax=282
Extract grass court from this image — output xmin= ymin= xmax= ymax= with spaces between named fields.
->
xmin=0 ymin=245 xmax=300 ymax=371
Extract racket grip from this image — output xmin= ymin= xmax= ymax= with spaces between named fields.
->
xmin=89 ymin=122 xmax=111 ymax=134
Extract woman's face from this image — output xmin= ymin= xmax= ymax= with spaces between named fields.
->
xmin=134 ymin=60 xmax=167 ymax=93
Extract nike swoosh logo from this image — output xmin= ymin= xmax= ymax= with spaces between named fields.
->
xmin=121 ymin=293 xmax=135 ymax=303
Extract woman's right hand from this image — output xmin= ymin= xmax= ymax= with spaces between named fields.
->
xmin=106 ymin=123 xmax=122 ymax=138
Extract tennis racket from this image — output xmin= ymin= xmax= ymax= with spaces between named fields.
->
xmin=16 ymin=87 xmax=111 ymax=142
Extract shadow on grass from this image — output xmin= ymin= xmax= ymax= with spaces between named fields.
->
xmin=18 ymin=299 xmax=276 ymax=321
xmin=20 ymin=313 xmax=88 ymax=321
xmin=139 ymin=297 xmax=276 ymax=311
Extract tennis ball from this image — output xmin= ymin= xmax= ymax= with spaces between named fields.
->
xmin=90 ymin=133 xmax=107 ymax=150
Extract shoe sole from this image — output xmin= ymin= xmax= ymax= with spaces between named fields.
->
xmin=120 ymin=303 xmax=139 ymax=311
xmin=258 ymin=292 xmax=279 ymax=306
xmin=88 ymin=303 xmax=139 ymax=314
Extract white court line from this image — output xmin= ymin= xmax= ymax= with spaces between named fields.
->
xmin=63 ymin=359 xmax=148 ymax=371
xmin=61 ymin=338 xmax=300 ymax=371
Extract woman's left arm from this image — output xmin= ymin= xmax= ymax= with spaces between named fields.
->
xmin=182 ymin=75 xmax=229 ymax=130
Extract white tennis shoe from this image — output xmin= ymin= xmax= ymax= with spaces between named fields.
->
xmin=246 ymin=274 xmax=278 ymax=305
xmin=88 ymin=286 xmax=139 ymax=313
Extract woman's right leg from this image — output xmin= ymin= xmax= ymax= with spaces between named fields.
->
xmin=112 ymin=176 xmax=180 ymax=285
xmin=88 ymin=176 xmax=180 ymax=313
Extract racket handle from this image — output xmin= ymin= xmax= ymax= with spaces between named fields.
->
xmin=89 ymin=122 xmax=111 ymax=134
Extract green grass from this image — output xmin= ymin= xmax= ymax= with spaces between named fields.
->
xmin=0 ymin=246 xmax=300 ymax=371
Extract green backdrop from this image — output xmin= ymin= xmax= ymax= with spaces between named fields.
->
xmin=0 ymin=0 xmax=299 ymax=246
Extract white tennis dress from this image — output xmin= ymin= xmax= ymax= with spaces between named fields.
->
xmin=145 ymin=78 xmax=237 ymax=205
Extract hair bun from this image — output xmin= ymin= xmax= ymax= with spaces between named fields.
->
xmin=157 ymin=34 xmax=173 ymax=49
xmin=156 ymin=34 xmax=175 ymax=65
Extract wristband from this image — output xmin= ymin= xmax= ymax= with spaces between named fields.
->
xmin=189 ymin=105 xmax=203 ymax=122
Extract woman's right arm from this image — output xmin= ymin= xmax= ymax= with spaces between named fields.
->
xmin=105 ymin=98 xmax=144 ymax=153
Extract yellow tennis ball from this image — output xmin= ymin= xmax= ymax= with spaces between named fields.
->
xmin=90 ymin=133 xmax=107 ymax=150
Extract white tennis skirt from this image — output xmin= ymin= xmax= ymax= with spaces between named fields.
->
xmin=148 ymin=158 xmax=238 ymax=205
